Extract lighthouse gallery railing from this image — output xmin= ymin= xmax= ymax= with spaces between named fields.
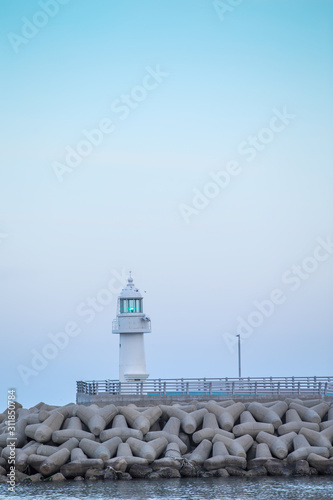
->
xmin=77 ymin=376 xmax=333 ymax=397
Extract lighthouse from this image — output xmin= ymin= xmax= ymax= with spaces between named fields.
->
xmin=112 ymin=273 xmax=151 ymax=382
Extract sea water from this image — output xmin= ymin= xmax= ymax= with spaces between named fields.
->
xmin=2 ymin=477 xmax=333 ymax=500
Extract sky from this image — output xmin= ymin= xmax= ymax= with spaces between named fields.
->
xmin=1 ymin=0 xmax=333 ymax=410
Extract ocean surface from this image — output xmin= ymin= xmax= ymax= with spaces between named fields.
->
xmin=2 ymin=477 xmax=333 ymax=500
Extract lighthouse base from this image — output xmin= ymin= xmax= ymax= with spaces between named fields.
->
xmin=124 ymin=373 xmax=149 ymax=382
xmin=119 ymin=333 xmax=148 ymax=383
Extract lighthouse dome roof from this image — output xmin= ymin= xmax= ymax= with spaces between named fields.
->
xmin=120 ymin=274 xmax=143 ymax=299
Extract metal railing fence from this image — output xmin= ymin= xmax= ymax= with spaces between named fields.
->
xmin=76 ymin=376 xmax=333 ymax=397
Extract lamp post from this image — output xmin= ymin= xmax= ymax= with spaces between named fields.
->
xmin=236 ymin=334 xmax=241 ymax=378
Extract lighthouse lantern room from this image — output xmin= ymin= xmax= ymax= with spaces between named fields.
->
xmin=112 ymin=273 xmax=151 ymax=382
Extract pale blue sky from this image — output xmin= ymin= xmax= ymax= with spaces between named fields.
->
xmin=1 ymin=0 xmax=332 ymax=409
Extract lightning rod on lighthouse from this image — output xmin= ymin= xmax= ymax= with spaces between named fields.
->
xmin=112 ymin=272 xmax=151 ymax=382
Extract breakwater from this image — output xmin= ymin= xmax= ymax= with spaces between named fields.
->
xmin=1 ymin=398 xmax=333 ymax=485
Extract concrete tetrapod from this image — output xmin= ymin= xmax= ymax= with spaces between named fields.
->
xmin=63 ymin=417 xmax=83 ymax=430
xmin=240 ymin=411 xmax=256 ymax=424
xmin=25 ymin=424 xmax=40 ymax=440
xmin=117 ymin=442 xmax=133 ymax=457
xmin=98 ymin=437 xmax=122 ymax=459
xmin=15 ymin=443 xmax=39 ymax=472
xmin=144 ymin=430 xmax=187 ymax=455
xmin=52 ymin=429 xmax=95 ymax=444
xmin=293 ymin=434 xmax=311 ymax=450
xmin=79 ymin=437 xmax=113 ymax=460
xmin=141 ymin=407 xmax=163 ymax=429
xmin=112 ymin=414 xmax=128 ymax=429
xmin=307 ymin=453 xmax=333 ymax=474
xmin=206 ymin=402 xmax=245 ymax=431
xmin=40 ymin=448 xmax=71 ymax=476
xmin=165 ymin=442 xmax=182 ymax=459
xmin=27 ymin=454 xmax=47 ymax=473
xmin=76 ymin=404 xmax=118 ymax=436
xmin=256 ymin=431 xmax=296 ymax=459
xmin=202 ymin=412 xmax=219 ymax=430
xmin=320 ymin=425 xmax=333 ymax=444
xmin=310 ymin=402 xmax=330 ymax=420
xmin=212 ymin=440 xmax=229 ymax=457
xmin=290 ymin=433 xmax=330 ymax=462
xmin=160 ymin=405 xmax=188 ymax=423
xmin=127 ymin=436 xmax=168 ymax=462
xmin=71 ymin=448 xmax=87 ymax=461
xmin=328 ymin=405 xmax=333 ymax=421
xmin=219 ymin=403 xmax=245 ymax=431
xmin=287 ymin=446 xmax=330 ymax=463
xmin=204 ymin=440 xmax=247 ymax=471
xmin=159 ymin=405 xmax=204 ymax=435
xmin=204 ymin=440 xmax=226 ymax=468
xmin=192 ymin=427 xmax=234 ymax=444
xmin=320 ymin=420 xmax=333 ymax=431
xmin=37 ymin=438 xmax=79 ymax=457
xmin=60 ymin=449 xmax=104 ymax=479
xmin=181 ymin=409 xmax=208 ymax=434
xmin=163 ymin=417 xmax=181 ymax=436
xmin=100 ymin=427 xmax=143 ymax=442
xmin=111 ymin=442 xmax=149 ymax=467
xmin=212 ymin=434 xmax=251 ymax=459
xmin=247 ymin=403 xmax=282 ymax=429
xmin=189 ymin=439 xmax=212 ymax=465
xmin=256 ymin=443 xmax=273 ymax=459
xmin=233 ymin=422 xmax=274 ymax=438
xmin=247 ymin=442 xmax=274 ymax=469
xmin=289 ymin=403 xmax=321 ymax=424
xmin=278 ymin=409 xmax=320 ymax=435
xmin=299 ymin=427 xmax=333 ymax=448
xmin=105 ymin=442 xmax=148 ymax=468
xmin=39 ymin=404 xmax=76 ymax=422
xmin=19 ymin=442 xmax=40 ymax=457
xmin=34 ymin=411 xmax=65 ymax=443
xmin=120 ymin=407 xmax=151 ymax=435
xmin=269 ymin=401 xmax=288 ymax=420
xmin=26 ymin=413 xmax=41 ymax=425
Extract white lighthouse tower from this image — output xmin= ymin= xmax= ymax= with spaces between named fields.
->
xmin=112 ymin=273 xmax=151 ymax=382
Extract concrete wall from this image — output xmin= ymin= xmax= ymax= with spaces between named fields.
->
xmin=76 ymin=393 xmax=332 ymax=407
